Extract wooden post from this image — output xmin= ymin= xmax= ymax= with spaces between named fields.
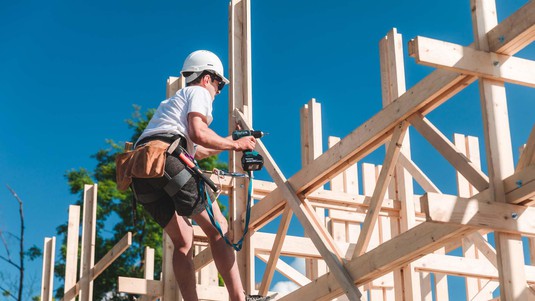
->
xmin=63 ymin=205 xmax=80 ymax=301
xmin=40 ymin=237 xmax=55 ymax=301
xmin=328 ymin=136 xmax=363 ymax=301
xmin=379 ymin=28 xmax=425 ymax=301
xmin=454 ymin=134 xmax=493 ymax=300
xmin=229 ymin=0 xmax=254 ymax=291
xmin=79 ymin=184 xmax=97 ymax=301
xmin=471 ymin=1 xmax=529 ymax=300
xmin=300 ymin=98 xmax=328 ymax=280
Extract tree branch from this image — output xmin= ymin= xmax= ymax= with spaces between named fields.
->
xmin=0 ymin=285 xmax=17 ymax=301
xmin=6 ymin=185 xmax=24 ymax=301
xmin=0 ymin=254 xmax=21 ymax=270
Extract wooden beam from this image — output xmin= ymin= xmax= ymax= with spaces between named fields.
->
xmin=352 ymin=121 xmax=408 ymax=257
xmin=236 ymin=110 xmax=362 ymax=300
xmin=486 ymin=0 xmax=535 ymax=55
xmin=517 ymin=124 xmax=535 ymax=172
xmin=63 ymin=205 xmax=80 ymax=301
xmin=258 ymin=206 xmax=293 ymax=295
xmin=144 ymin=247 xmax=155 ymax=280
xmin=414 ymin=254 xmax=535 ymax=283
xmin=472 ymin=1 xmax=529 ymax=299
xmin=118 ymin=277 xmax=162 ymax=296
xmin=166 ymin=76 xmax=185 ymax=98
xmin=278 ymin=222 xmax=472 ymax=301
xmin=380 ymin=27 xmax=421 ymax=300
xmin=409 ymin=36 xmax=535 ymax=88
xmin=409 ymin=113 xmax=489 ymax=191
xmin=398 ymin=153 xmax=441 ymax=193
xmin=79 ymin=184 xmax=97 ymax=301
xmin=40 ymin=237 xmax=55 ymax=301
xmin=422 ymin=192 xmax=535 ymax=236
xmin=229 ymin=0 xmax=254 ymax=291
xmin=93 ymin=232 xmax=132 ymax=279
xmin=256 ymin=254 xmax=311 ymax=286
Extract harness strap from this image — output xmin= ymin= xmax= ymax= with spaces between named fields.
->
xmin=203 ymin=170 xmax=253 ymax=251
xmin=163 ymin=168 xmax=192 ymax=197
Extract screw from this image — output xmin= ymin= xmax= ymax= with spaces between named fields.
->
xmin=499 ymin=35 xmax=505 ymax=43
xmin=516 ymin=180 xmax=522 ymax=188
xmin=512 ymin=212 xmax=519 ymax=220
xmin=493 ymin=61 xmax=499 ymax=66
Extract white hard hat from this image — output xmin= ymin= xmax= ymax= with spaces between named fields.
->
xmin=181 ymin=50 xmax=230 ymax=84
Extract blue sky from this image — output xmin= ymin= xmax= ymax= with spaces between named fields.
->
xmin=1 ymin=0 xmax=535 ymax=299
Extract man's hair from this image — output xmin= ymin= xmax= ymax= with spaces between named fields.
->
xmin=184 ymin=70 xmax=213 ymax=86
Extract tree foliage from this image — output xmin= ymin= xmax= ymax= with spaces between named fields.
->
xmin=54 ymin=105 xmax=227 ymax=300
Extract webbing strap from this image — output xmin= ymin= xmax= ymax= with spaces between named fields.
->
xmin=203 ymin=170 xmax=253 ymax=251
xmin=163 ymin=168 xmax=192 ymax=197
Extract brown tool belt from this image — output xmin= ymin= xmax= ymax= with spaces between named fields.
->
xmin=115 ymin=134 xmax=186 ymax=191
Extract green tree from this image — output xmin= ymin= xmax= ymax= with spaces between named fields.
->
xmin=54 ymin=105 xmax=227 ymax=300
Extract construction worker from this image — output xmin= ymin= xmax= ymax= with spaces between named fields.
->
xmin=130 ymin=50 xmax=269 ymax=301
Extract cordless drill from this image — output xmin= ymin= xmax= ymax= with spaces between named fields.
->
xmin=232 ymin=130 xmax=265 ymax=171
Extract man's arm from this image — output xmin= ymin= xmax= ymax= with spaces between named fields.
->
xmin=188 ymin=112 xmax=255 ymax=159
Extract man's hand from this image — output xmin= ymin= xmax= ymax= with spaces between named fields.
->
xmin=234 ymin=136 xmax=256 ymax=151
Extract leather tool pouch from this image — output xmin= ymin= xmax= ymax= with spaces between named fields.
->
xmin=115 ymin=140 xmax=170 ymax=191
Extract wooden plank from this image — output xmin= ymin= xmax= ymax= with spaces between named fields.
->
xmin=166 ymin=76 xmax=185 ymax=98
xmin=258 ymin=206 xmax=293 ymax=295
xmin=40 ymin=237 xmax=56 ymax=301
xmin=353 ymin=121 xmax=408 ymax=257
xmin=472 ymin=1 xmax=529 ymax=299
xmin=409 ymin=114 xmax=489 ymax=191
xmin=118 ymin=277 xmax=163 ymax=296
xmin=409 ymin=36 xmax=535 ymax=88
xmin=422 ymin=192 xmax=535 ymax=236
xmin=517 ymin=124 xmax=535 ymax=172
xmin=256 ymin=253 xmax=311 ymax=286
xmin=93 ymin=232 xmax=132 ymax=279
xmin=278 ymin=222 xmax=472 ymax=301
xmin=380 ymin=27 xmax=421 ymax=301
xmin=63 ymin=205 xmax=80 ymax=301
xmin=414 ymin=254 xmax=535 ymax=283
xmin=302 ymin=99 xmax=328 ymax=280
xmin=229 ymin=0 xmax=254 ymax=291
xmin=398 ymin=153 xmax=441 ymax=193
xmin=236 ymin=110 xmax=362 ymax=300
xmin=162 ymin=232 xmax=179 ymax=300
xmin=144 ymin=247 xmax=155 ymax=280
xmin=79 ymin=184 xmax=97 ymax=301
xmin=486 ymin=0 xmax=535 ymax=55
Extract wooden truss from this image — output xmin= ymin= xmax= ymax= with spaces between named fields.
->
xmin=41 ymin=0 xmax=535 ymax=300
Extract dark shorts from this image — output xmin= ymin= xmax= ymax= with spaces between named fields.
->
xmin=132 ymin=150 xmax=215 ymax=228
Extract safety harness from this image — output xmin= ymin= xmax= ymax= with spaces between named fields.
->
xmin=131 ymin=134 xmax=254 ymax=251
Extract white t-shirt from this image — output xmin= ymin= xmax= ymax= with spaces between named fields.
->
xmin=137 ymin=86 xmax=213 ymax=155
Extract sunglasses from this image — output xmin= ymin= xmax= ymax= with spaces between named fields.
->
xmin=209 ymin=73 xmax=226 ymax=91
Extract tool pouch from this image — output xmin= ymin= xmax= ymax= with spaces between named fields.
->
xmin=115 ymin=140 xmax=170 ymax=191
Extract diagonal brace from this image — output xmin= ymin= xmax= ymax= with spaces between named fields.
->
xmin=352 ymin=121 xmax=408 ymax=258
xmin=235 ymin=109 xmax=362 ymax=300
xmin=408 ymin=113 xmax=489 ymax=192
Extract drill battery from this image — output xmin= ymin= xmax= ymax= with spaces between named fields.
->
xmin=241 ymin=150 xmax=264 ymax=171
xmin=232 ymin=130 xmax=265 ymax=171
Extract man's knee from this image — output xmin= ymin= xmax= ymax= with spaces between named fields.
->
xmin=169 ymin=235 xmax=193 ymax=255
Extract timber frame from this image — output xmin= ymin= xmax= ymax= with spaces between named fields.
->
xmin=42 ymin=0 xmax=535 ymax=300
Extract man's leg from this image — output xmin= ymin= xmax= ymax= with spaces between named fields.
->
xmin=164 ymin=212 xmax=197 ymax=301
xmin=192 ymin=203 xmax=245 ymax=301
